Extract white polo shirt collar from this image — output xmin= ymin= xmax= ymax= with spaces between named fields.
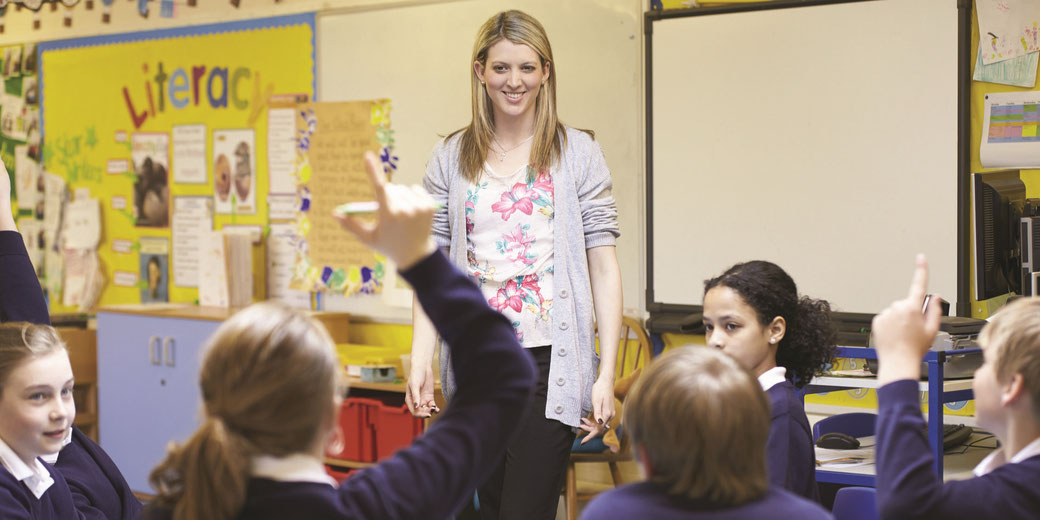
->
xmin=252 ymin=453 xmax=338 ymax=487
xmin=0 ymin=436 xmax=54 ymax=498
xmin=758 ymin=366 xmax=788 ymax=391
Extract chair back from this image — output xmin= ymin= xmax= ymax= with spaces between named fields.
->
xmin=812 ymin=412 xmax=877 ymax=442
xmin=832 ymin=486 xmax=878 ymax=520
xmin=614 ymin=316 xmax=652 ymax=382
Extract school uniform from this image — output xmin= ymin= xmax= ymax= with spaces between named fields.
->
xmin=876 ymin=379 xmax=1040 ymax=519
xmin=0 ymin=229 xmax=142 ymax=519
xmin=140 ymin=250 xmax=537 ymax=520
xmin=0 ymin=436 xmax=82 ymax=519
xmin=579 ymin=481 xmax=834 ymax=520
xmin=759 ymin=367 xmax=820 ymax=502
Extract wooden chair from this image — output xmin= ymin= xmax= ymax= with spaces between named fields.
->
xmin=563 ymin=316 xmax=652 ymax=520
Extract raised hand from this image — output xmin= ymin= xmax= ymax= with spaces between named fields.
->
xmin=333 ymin=151 xmax=436 ymax=270
xmin=871 ymin=254 xmax=943 ymax=386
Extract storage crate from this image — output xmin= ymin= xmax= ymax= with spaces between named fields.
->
xmin=326 ymin=397 xmax=380 ymax=462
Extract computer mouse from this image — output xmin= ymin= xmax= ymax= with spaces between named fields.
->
xmin=816 ymin=432 xmax=861 ymax=450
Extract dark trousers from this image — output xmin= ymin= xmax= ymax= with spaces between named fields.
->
xmin=477 ymin=345 xmax=575 ymax=520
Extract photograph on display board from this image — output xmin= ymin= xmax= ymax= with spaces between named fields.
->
xmin=3 ymin=46 xmax=21 ymax=78
xmin=139 ymin=254 xmax=170 ymax=303
xmin=21 ymin=44 xmax=36 ymax=75
xmin=132 ymin=133 xmax=171 ymax=227
xmin=23 ymin=76 xmax=37 ymax=105
xmin=213 ymin=128 xmax=256 ymax=214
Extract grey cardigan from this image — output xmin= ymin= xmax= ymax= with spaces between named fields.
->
xmin=423 ymin=126 xmax=621 ymax=428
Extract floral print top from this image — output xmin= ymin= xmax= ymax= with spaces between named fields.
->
xmin=466 ymin=163 xmax=554 ymax=347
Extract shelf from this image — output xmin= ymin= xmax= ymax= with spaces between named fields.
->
xmin=809 ymin=376 xmax=973 ymax=393
xmin=324 ymin=457 xmax=375 ymax=469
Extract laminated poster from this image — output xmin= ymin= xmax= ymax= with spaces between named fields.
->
xmin=981 ymin=91 xmax=1040 ymax=168
xmin=290 ymin=99 xmax=397 ymax=296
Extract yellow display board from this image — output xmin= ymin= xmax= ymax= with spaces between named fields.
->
xmin=39 ymin=14 xmax=315 ymax=312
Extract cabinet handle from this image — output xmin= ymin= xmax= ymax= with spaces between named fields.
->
xmin=163 ymin=337 xmax=176 ymax=367
xmin=148 ymin=336 xmax=161 ymax=365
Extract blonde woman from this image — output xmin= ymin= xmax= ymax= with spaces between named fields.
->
xmin=139 ymin=152 xmax=535 ymax=520
xmin=407 ymin=10 xmax=623 ymax=520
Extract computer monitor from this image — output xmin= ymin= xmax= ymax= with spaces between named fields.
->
xmin=972 ymin=170 xmax=1025 ymax=301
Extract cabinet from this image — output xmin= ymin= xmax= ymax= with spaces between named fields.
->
xmin=805 ymin=345 xmax=979 ymax=486
xmin=97 ymin=305 xmax=350 ymax=493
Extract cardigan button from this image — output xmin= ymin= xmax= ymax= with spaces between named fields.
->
xmin=558 ymin=348 xmax=567 ymax=356
xmin=555 ymin=405 xmax=564 ymax=414
xmin=557 ymin=377 xmax=565 ymax=386
xmin=560 ymin=289 xmax=569 ymax=298
xmin=559 ymin=321 xmax=569 ymax=331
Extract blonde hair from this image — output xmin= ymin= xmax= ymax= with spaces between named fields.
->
xmin=453 ymin=9 xmax=573 ymax=183
xmin=0 ymin=322 xmax=66 ymax=394
xmin=623 ymin=347 xmax=770 ymax=506
xmin=980 ymin=297 xmax=1040 ymax=421
xmin=148 ymin=303 xmax=341 ymax=520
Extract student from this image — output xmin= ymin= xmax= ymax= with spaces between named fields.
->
xmin=139 ymin=151 xmax=536 ymax=520
xmin=408 ymin=10 xmax=623 ymax=519
xmin=0 ymin=322 xmax=82 ymax=519
xmin=872 ymin=256 xmax=1040 ymax=519
xmin=579 ymin=347 xmax=833 ymax=519
xmin=0 ymin=159 xmax=141 ymax=520
xmin=702 ymin=261 xmax=836 ymax=501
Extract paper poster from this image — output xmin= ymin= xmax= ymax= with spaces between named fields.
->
xmin=139 ymin=237 xmax=170 ymax=303
xmin=978 ymin=0 xmax=1040 ymax=65
xmin=63 ymin=197 xmax=101 ymax=250
xmin=171 ymin=196 xmax=212 ymax=288
xmin=267 ymin=193 xmax=297 ymax=220
xmin=290 ymin=99 xmax=395 ymax=296
xmin=198 ymin=231 xmax=229 ymax=307
xmin=973 ymin=43 xmax=1039 ymax=88
xmin=213 ymin=129 xmax=256 ymax=214
xmin=62 ymin=248 xmax=96 ymax=307
xmin=268 ymin=107 xmax=297 ymax=194
xmin=13 ymin=145 xmax=38 ymax=211
xmin=172 ymin=124 xmax=207 ymax=184
xmin=981 ymin=91 xmax=1040 ymax=168
xmin=18 ymin=218 xmax=43 ymax=275
xmin=3 ymin=46 xmax=22 ymax=77
xmin=131 ymin=133 xmax=170 ymax=227
xmin=268 ymin=222 xmax=311 ymax=308
xmin=42 ymin=172 xmax=67 ymax=249
xmin=1 ymin=94 xmax=27 ymax=141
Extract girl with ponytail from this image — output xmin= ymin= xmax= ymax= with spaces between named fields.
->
xmin=141 ymin=152 xmax=535 ymax=520
xmin=702 ymin=260 xmax=836 ymax=502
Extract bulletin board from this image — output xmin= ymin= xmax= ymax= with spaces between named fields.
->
xmin=39 ymin=13 xmax=316 ymax=312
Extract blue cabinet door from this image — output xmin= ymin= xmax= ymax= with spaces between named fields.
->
xmin=97 ymin=313 xmax=218 ymax=493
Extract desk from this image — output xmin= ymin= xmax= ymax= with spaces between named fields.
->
xmin=814 ymin=432 xmax=997 ymax=487
xmin=805 ymin=346 xmax=980 ymax=483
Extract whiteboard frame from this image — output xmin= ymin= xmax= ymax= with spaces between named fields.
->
xmin=643 ymin=0 xmax=972 ymax=332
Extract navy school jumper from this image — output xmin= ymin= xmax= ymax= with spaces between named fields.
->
xmin=140 ymin=250 xmax=537 ymax=519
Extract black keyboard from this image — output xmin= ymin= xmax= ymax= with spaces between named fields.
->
xmin=941 ymin=424 xmax=972 ymax=450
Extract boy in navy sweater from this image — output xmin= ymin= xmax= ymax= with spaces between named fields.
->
xmin=872 ymin=255 xmax=1040 ymax=519
xmin=580 ymin=347 xmax=832 ymax=520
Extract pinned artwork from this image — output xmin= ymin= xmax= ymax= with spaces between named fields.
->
xmin=290 ymin=99 xmax=395 ymax=296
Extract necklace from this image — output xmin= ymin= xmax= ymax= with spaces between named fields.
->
xmin=492 ymin=134 xmax=534 ymax=162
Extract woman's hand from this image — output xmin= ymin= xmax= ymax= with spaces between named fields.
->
xmin=333 ymin=151 xmax=436 ymax=270
xmin=405 ymin=364 xmax=440 ymax=418
xmin=579 ymin=377 xmax=616 ymax=444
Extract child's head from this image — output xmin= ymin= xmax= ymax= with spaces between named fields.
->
xmin=973 ymin=297 xmax=1040 ymax=434
xmin=703 ymin=260 xmax=836 ymax=387
xmin=149 ymin=303 xmax=341 ymax=520
xmin=0 ymin=323 xmax=74 ymax=466
xmin=624 ymin=346 xmax=770 ymax=506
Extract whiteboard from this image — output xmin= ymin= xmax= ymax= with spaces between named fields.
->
xmin=649 ymin=0 xmax=961 ymax=315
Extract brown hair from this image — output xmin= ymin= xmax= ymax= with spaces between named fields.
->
xmin=148 ymin=303 xmax=341 ymax=520
xmin=980 ymin=297 xmax=1040 ymax=421
xmin=453 ymin=10 xmax=572 ymax=182
xmin=0 ymin=322 xmax=66 ymax=394
xmin=623 ymin=346 xmax=770 ymax=506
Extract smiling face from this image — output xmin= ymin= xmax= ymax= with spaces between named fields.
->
xmin=703 ymin=286 xmax=784 ymax=378
xmin=0 ymin=351 xmax=75 ymax=466
xmin=474 ymin=39 xmax=549 ymax=128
